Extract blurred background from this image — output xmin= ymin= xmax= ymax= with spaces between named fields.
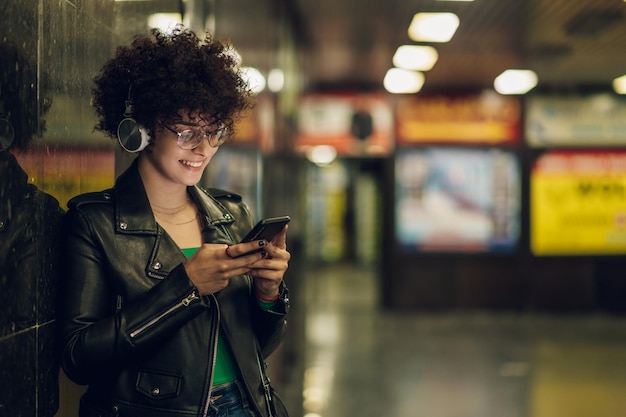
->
xmin=2 ymin=0 xmax=626 ymax=416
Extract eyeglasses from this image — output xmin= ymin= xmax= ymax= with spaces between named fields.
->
xmin=158 ymin=122 xmax=228 ymax=149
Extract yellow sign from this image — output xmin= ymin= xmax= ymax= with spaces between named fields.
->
xmin=531 ymin=151 xmax=626 ymax=255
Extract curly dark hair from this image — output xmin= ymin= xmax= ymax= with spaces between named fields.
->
xmin=92 ymin=26 xmax=253 ymax=142
xmin=0 ymin=41 xmax=41 ymax=151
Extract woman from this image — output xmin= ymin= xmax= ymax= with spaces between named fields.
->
xmin=58 ymin=27 xmax=291 ymax=417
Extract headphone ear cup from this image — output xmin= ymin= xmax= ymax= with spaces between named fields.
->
xmin=117 ymin=117 xmax=150 ymax=152
xmin=0 ymin=116 xmax=15 ymax=152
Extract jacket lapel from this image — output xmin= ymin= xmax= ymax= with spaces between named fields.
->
xmin=113 ymin=158 xmax=237 ymax=243
xmin=114 ymin=159 xmax=157 ymax=234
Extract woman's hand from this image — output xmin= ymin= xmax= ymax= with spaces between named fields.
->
xmin=249 ymin=226 xmax=290 ymax=299
xmin=183 ymin=240 xmax=269 ymax=295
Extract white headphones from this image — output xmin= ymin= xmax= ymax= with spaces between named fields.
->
xmin=116 ymin=87 xmax=150 ymax=153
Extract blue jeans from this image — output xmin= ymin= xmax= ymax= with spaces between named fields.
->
xmin=208 ymin=380 xmax=258 ymax=417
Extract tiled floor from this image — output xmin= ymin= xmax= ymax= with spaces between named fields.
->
xmin=285 ymin=262 xmax=626 ymax=417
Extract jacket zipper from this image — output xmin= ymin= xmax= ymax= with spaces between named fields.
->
xmin=129 ymin=291 xmax=200 ymax=339
xmin=202 ymin=294 xmax=220 ymax=417
xmin=213 ymin=222 xmax=266 ymax=417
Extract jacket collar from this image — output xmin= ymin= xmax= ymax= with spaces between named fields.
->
xmin=114 ymin=158 xmax=235 ymax=234
xmin=0 ymin=152 xmax=29 ymax=202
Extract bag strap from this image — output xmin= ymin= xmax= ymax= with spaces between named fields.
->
xmin=255 ymin=347 xmax=276 ymax=417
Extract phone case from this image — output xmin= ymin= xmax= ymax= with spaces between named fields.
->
xmin=241 ymin=215 xmax=291 ymax=243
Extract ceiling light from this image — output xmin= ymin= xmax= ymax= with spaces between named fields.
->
xmin=393 ymin=45 xmax=438 ymax=71
xmin=147 ymin=13 xmax=182 ymax=33
xmin=306 ymin=145 xmax=337 ymax=166
xmin=494 ymin=69 xmax=538 ymax=95
xmin=267 ymin=68 xmax=285 ymax=92
xmin=383 ymin=68 xmax=425 ymax=94
xmin=408 ymin=13 xmax=460 ymax=43
xmin=613 ymin=74 xmax=626 ymax=94
xmin=241 ymin=67 xmax=266 ymax=93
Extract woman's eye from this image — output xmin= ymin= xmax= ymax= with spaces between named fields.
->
xmin=179 ymin=130 xmax=195 ymax=141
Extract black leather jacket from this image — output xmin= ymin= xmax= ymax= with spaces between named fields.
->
xmin=59 ymin=160 xmax=289 ymax=417
xmin=1 ymin=153 xmax=63 ymax=417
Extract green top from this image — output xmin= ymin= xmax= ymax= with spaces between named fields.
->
xmin=181 ymin=247 xmax=276 ymax=386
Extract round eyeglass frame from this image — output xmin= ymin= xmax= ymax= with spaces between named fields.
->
xmin=158 ymin=122 xmax=228 ymax=149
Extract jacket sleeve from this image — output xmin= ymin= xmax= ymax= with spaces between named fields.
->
xmin=58 ymin=208 xmax=208 ymax=385
xmin=251 ymin=281 xmax=290 ymax=358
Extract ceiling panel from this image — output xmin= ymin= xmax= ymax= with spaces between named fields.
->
xmin=292 ymin=0 xmax=626 ymax=92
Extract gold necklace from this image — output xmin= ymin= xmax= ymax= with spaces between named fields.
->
xmin=155 ymin=212 xmax=199 ymax=225
xmin=151 ymin=198 xmax=189 ymax=216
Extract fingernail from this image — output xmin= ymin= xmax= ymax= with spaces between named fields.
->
xmin=258 ymin=240 xmax=266 ymax=247
xmin=261 ymin=251 xmax=267 ymax=258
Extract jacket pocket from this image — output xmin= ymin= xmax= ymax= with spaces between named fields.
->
xmin=136 ymin=369 xmax=182 ymax=400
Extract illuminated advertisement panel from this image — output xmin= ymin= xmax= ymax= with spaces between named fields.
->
xmin=14 ymin=147 xmax=115 ymax=208
xmin=295 ymin=93 xmax=394 ymax=156
xmin=395 ymin=147 xmax=521 ymax=252
xmin=231 ymin=95 xmax=277 ymax=155
xmin=526 ymin=95 xmax=626 ymax=147
xmin=396 ymin=94 xmax=521 ymax=145
xmin=531 ymin=150 xmax=626 ymax=255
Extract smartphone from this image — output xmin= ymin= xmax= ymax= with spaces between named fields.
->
xmin=240 ymin=215 xmax=291 ymax=243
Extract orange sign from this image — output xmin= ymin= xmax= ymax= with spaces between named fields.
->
xmin=396 ymin=94 xmax=521 ymax=145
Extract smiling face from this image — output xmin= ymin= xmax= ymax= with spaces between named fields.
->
xmin=139 ymin=111 xmax=220 ymax=189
